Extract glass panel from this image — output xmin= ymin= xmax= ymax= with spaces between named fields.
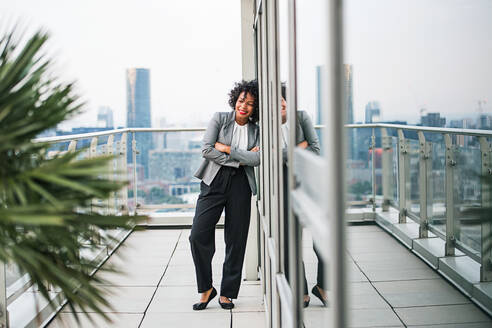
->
xmin=135 ymin=131 xmax=204 ymax=215
xmin=391 ymin=135 xmax=399 ymax=205
xmin=296 ymin=0 xmax=329 ymax=324
xmin=348 ymin=128 xmax=373 ymax=204
xmin=6 ymin=263 xmax=25 ymax=290
xmin=454 ymin=136 xmax=482 ymax=257
xmin=407 ymin=138 xmax=421 ymax=218
xmin=429 ymin=135 xmax=446 ymax=235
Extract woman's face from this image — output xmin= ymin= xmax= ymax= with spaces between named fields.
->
xmin=235 ymin=91 xmax=255 ymax=121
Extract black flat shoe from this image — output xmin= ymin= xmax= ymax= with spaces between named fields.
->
xmin=218 ymin=297 xmax=235 ymax=310
xmin=303 ymin=297 xmax=310 ymax=308
xmin=311 ymin=286 xmax=327 ymax=306
xmin=193 ymin=287 xmax=217 ymax=310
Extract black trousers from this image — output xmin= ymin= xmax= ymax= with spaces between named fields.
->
xmin=283 ymin=164 xmax=325 ymax=294
xmin=189 ymin=166 xmax=252 ymax=299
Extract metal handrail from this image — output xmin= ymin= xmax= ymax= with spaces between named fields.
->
xmin=34 ymin=127 xmax=206 ymax=143
xmin=35 ymin=123 xmax=492 ymax=144
xmin=345 ymin=123 xmax=492 ymax=137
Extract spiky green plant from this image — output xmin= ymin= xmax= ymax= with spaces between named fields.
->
xmin=0 ymin=28 xmax=144 ymax=321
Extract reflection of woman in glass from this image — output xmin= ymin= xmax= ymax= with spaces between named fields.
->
xmin=280 ymin=84 xmax=326 ymax=307
xmin=189 ymin=80 xmax=260 ymax=310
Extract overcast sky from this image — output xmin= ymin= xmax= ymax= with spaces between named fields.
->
xmin=1 ymin=0 xmax=491 ymax=128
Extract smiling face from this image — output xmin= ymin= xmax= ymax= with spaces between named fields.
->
xmin=235 ymin=91 xmax=255 ymax=123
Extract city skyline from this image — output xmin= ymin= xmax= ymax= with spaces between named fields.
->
xmin=1 ymin=0 xmax=491 ymax=128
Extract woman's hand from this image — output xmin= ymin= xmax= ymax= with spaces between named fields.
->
xmin=297 ymin=140 xmax=308 ymax=149
xmin=251 ymin=146 xmax=259 ymax=152
xmin=215 ymin=142 xmax=231 ymax=154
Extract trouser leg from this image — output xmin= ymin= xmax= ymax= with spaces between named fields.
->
xmin=220 ymin=168 xmax=252 ymax=298
xmin=283 ymin=165 xmax=309 ymax=295
xmin=314 ymin=246 xmax=325 ymax=289
xmin=189 ymin=179 xmax=227 ymax=293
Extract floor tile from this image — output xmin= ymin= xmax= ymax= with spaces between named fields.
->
xmin=348 ymin=308 xmax=403 ymax=327
xmin=363 ymin=266 xmax=440 ymax=282
xmin=407 ymin=323 xmax=492 ymax=328
xmin=146 ymin=286 xmax=224 ymax=313
xmin=233 ymin=311 xmax=266 ymax=328
xmin=47 ymin=313 xmax=142 ymax=328
xmin=395 ymin=304 xmax=492 ymax=326
xmin=231 ymin=296 xmax=264 ymax=312
xmin=373 ymin=279 xmax=470 ymax=308
xmin=140 ymin=311 xmax=231 ymax=327
xmin=61 ymin=286 xmax=155 ymax=313
xmin=348 ymin=282 xmax=390 ymax=309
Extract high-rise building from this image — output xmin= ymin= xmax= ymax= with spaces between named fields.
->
xmin=365 ymin=101 xmax=381 ymax=123
xmin=126 ymin=68 xmax=152 ymax=177
xmin=477 ymin=114 xmax=492 ymax=130
xmin=97 ymin=106 xmax=114 ymax=128
xmin=450 ymin=118 xmax=473 ymax=146
xmin=420 ymin=112 xmax=445 ymax=127
xmin=344 ymin=64 xmax=354 ymax=125
xmin=344 ymin=64 xmax=355 ymax=159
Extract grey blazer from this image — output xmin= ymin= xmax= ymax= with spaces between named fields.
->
xmin=194 ymin=111 xmax=260 ymax=195
xmin=282 ymin=110 xmax=320 ymax=162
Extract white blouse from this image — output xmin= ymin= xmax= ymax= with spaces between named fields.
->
xmin=281 ymin=123 xmax=289 ymax=149
xmin=231 ymin=122 xmax=249 ymax=151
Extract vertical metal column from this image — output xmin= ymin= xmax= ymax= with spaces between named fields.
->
xmin=241 ymin=0 xmax=259 ymax=281
xmin=398 ymin=129 xmax=409 ymax=223
xmin=479 ymin=137 xmax=492 ymax=281
xmin=286 ymin=0 xmax=303 ymax=326
xmin=326 ymin=0 xmax=347 ymax=326
xmin=89 ymin=137 xmax=99 ymax=215
xmin=67 ymin=140 xmax=77 ymax=153
xmin=106 ymin=134 xmax=115 ymax=215
xmin=418 ymin=131 xmax=431 ymax=238
xmin=131 ymin=132 xmax=138 ymax=215
xmin=119 ymin=132 xmax=129 ymax=215
xmin=444 ymin=134 xmax=456 ymax=256
xmin=0 ymin=262 xmax=7 ymax=328
xmin=381 ymin=128 xmax=392 ymax=211
xmin=371 ymin=128 xmax=376 ymax=212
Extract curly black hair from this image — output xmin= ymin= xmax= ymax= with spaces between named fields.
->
xmin=228 ymin=80 xmax=259 ymax=123
xmin=281 ymin=82 xmax=287 ymax=100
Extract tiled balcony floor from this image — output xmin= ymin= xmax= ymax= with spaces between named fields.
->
xmin=47 ymin=229 xmax=264 ymax=328
xmin=47 ymin=225 xmax=492 ymax=327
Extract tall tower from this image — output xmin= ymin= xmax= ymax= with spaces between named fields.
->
xmin=344 ymin=64 xmax=354 ymax=125
xmin=97 ymin=106 xmax=114 ymax=128
xmin=344 ymin=64 xmax=355 ymax=159
xmin=126 ymin=68 xmax=152 ymax=177
xmin=365 ymin=101 xmax=381 ymax=123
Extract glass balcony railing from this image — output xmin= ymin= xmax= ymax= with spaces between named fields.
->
xmin=4 ymin=124 xmax=492 ymax=326
xmin=347 ymin=123 xmax=492 ymax=280
xmin=1 ymin=127 xmax=206 ymax=327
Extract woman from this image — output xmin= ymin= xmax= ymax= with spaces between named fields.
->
xmin=189 ymin=80 xmax=260 ymax=310
xmin=280 ymin=83 xmax=326 ymax=307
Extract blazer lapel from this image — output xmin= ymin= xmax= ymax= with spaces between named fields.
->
xmin=223 ymin=111 xmax=236 ymax=145
xmin=247 ymin=123 xmax=258 ymax=149
xmin=295 ymin=114 xmax=304 ymax=144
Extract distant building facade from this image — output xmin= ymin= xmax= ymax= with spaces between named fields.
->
xmin=148 ymin=149 xmax=202 ymax=184
xmin=126 ymin=68 xmax=152 ymax=177
xmin=420 ymin=112 xmax=446 ymax=127
xmin=344 ymin=64 xmax=354 ymax=159
xmin=365 ymin=101 xmax=381 ymax=123
xmin=97 ymin=106 xmax=114 ymax=128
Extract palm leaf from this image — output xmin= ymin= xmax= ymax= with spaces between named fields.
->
xmin=0 ymin=26 xmax=146 ymax=323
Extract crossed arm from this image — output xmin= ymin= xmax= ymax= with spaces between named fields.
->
xmin=215 ymin=142 xmax=260 ymax=167
xmin=202 ymin=112 xmax=260 ymax=167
